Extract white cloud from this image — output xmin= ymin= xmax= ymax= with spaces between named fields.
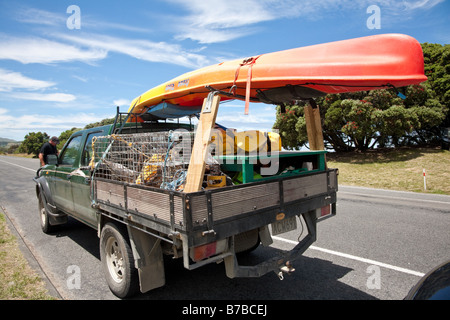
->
xmin=0 ymin=68 xmax=76 ymax=103
xmin=8 ymin=6 xmax=208 ymax=68
xmin=179 ymin=0 xmax=274 ymax=29
xmin=72 ymin=75 xmax=88 ymax=83
xmin=113 ymin=99 xmax=131 ymax=107
xmin=169 ymin=0 xmax=357 ymax=44
xmin=84 ymin=20 xmax=152 ymax=34
xmin=7 ymin=92 xmax=76 ymax=103
xmin=402 ymin=0 xmax=445 ymax=10
xmin=55 ymin=33 xmax=210 ymax=68
xmin=0 ymin=31 xmax=209 ymax=69
xmin=0 ymin=68 xmax=55 ymax=92
xmin=0 ymin=109 xmax=112 ymax=140
xmin=215 ymin=102 xmax=276 ymax=132
xmin=175 ymin=26 xmax=258 ymax=44
xmin=0 ymin=34 xmax=107 ymax=64
xmin=169 ymin=0 xmax=445 ymax=43
xmin=15 ymin=6 xmax=151 ymax=33
xmin=169 ymin=0 xmax=274 ymax=43
xmin=15 ymin=7 xmax=66 ymax=26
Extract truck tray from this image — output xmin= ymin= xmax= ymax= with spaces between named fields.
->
xmin=94 ymin=168 xmax=337 ymax=247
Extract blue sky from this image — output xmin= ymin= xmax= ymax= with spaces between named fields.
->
xmin=0 ymin=0 xmax=449 ymax=141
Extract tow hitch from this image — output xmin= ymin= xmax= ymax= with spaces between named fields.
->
xmin=277 ymin=261 xmax=295 ymax=280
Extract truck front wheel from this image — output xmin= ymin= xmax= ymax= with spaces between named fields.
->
xmin=100 ymin=222 xmax=139 ymax=298
xmin=38 ymin=193 xmax=54 ymax=234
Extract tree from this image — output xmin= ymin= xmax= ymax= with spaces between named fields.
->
xmin=421 ymin=43 xmax=450 ymax=127
xmin=18 ymin=132 xmax=49 ymax=157
xmin=18 ymin=118 xmax=115 ymax=154
xmin=274 ymin=85 xmax=446 ymax=151
xmin=58 ymin=127 xmax=81 ymax=149
xmin=84 ymin=117 xmax=115 ymax=129
xmin=273 ymin=105 xmax=306 ymax=150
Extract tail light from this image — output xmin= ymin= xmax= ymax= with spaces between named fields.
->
xmin=190 ymin=239 xmax=227 ymax=262
xmin=321 ymin=204 xmax=331 ymax=217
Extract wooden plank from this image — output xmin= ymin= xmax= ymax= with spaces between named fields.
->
xmin=184 ymin=93 xmax=221 ymax=193
xmin=304 ymin=104 xmax=325 ymax=151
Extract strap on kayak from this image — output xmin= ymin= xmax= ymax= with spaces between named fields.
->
xmin=232 ymin=55 xmax=262 ymax=115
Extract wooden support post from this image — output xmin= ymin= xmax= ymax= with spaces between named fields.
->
xmin=184 ymin=92 xmax=221 ymax=193
xmin=304 ymin=100 xmax=328 ymax=169
xmin=304 ymin=102 xmax=325 ymax=151
xmin=304 ymin=100 xmax=328 ymax=168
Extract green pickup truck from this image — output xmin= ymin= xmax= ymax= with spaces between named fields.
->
xmin=33 ymin=116 xmax=338 ymax=298
xmin=442 ymin=127 xmax=450 ymax=150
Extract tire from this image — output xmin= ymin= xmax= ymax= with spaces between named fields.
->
xmin=38 ymin=193 xmax=55 ymax=234
xmin=100 ymin=222 xmax=139 ymax=298
xmin=234 ymin=228 xmax=260 ymax=254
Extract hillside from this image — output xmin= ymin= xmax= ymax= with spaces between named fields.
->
xmin=0 ymin=138 xmax=20 ymax=147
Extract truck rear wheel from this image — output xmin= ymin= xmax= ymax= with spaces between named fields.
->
xmin=100 ymin=222 xmax=139 ymax=298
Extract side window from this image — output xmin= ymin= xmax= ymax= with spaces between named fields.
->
xmin=81 ymin=131 xmax=104 ymax=166
xmin=60 ymin=135 xmax=82 ymax=166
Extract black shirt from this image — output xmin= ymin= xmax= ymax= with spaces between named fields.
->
xmin=40 ymin=142 xmax=57 ymax=164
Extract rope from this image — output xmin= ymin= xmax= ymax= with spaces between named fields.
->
xmin=160 ymin=131 xmax=187 ymax=191
xmin=160 ymin=169 xmax=187 ymax=191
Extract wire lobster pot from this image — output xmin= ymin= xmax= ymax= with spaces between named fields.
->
xmin=92 ymin=131 xmax=194 ymax=191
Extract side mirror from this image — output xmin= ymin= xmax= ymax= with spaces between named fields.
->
xmin=47 ymin=154 xmax=59 ymax=165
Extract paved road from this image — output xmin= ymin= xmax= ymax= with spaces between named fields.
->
xmin=0 ymin=155 xmax=449 ymax=300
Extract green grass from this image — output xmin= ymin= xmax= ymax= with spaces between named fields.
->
xmin=327 ymin=147 xmax=450 ymax=195
xmin=0 ymin=212 xmax=56 ymax=300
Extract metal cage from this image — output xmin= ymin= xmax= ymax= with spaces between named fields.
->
xmin=92 ymin=131 xmax=195 ymax=191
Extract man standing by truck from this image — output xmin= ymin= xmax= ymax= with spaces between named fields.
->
xmin=39 ymin=136 xmax=59 ymax=166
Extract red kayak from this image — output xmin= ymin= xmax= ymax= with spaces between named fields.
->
xmin=128 ymin=33 xmax=427 ymax=120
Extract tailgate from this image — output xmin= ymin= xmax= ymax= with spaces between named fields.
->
xmin=185 ymin=169 xmax=337 ymax=246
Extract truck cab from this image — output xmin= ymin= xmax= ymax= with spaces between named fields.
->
xmin=442 ymin=127 xmax=450 ymax=150
xmin=45 ymin=126 xmax=110 ymax=228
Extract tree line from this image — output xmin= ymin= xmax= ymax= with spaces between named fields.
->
xmin=7 ymin=118 xmax=115 ymax=158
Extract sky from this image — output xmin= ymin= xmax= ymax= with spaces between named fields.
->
xmin=0 ymin=0 xmax=449 ymax=141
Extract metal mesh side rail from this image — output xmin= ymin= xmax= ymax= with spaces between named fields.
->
xmin=92 ymin=131 xmax=194 ymax=189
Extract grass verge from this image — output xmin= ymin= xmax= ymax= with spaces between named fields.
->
xmin=327 ymin=147 xmax=450 ymax=195
xmin=0 ymin=211 xmax=55 ymax=300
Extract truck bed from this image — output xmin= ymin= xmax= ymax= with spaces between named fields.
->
xmin=94 ymin=167 xmax=337 ymax=251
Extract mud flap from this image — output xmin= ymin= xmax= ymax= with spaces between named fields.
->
xmin=127 ymin=226 xmax=165 ymax=293
xmin=34 ymin=176 xmax=67 ymax=226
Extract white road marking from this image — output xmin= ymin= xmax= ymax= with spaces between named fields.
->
xmin=339 ymin=190 xmax=450 ymax=205
xmin=272 ymin=236 xmax=425 ymax=277
xmin=0 ymin=158 xmax=37 ymax=173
